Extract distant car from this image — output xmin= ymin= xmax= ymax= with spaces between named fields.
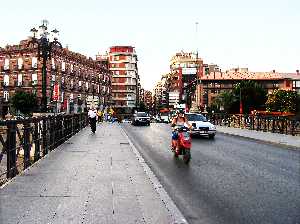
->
xmin=185 ymin=113 xmax=216 ymax=139
xmin=132 ymin=112 xmax=150 ymax=126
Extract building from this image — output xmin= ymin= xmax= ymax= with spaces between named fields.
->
xmin=0 ymin=38 xmax=111 ymax=118
xmin=143 ymin=90 xmax=153 ymax=111
xmin=200 ymin=68 xmax=300 ymax=107
xmin=107 ymin=46 xmax=140 ymax=115
xmin=169 ymin=51 xmax=203 ymax=110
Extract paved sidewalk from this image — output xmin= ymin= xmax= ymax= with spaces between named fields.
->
xmin=0 ymin=123 xmax=184 ymax=224
xmin=216 ymin=125 xmax=300 ymax=149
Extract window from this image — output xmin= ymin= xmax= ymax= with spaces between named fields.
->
xmin=18 ymin=74 xmax=23 ymax=86
xmin=3 ymin=91 xmax=9 ymax=101
xmin=70 ymin=64 xmax=73 ymax=72
xmin=62 ymin=61 xmax=66 ymax=72
xmin=52 ymin=74 xmax=56 ymax=81
xmin=32 ymin=73 xmax=38 ymax=85
xmin=4 ymin=75 xmax=9 ymax=86
xmin=60 ymin=91 xmax=64 ymax=102
xmin=115 ymin=71 xmax=119 ymax=75
xmin=18 ymin=58 xmax=23 ymax=69
xmin=51 ymin=58 xmax=56 ymax=69
xmin=79 ymin=81 xmax=82 ymax=86
xmin=4 ymin=58 xmax=9 ymax=70
xmin=86 ymin=82 xmax=89 ymax=89
xmin=32 ymin=57 xmax=38 ymax=68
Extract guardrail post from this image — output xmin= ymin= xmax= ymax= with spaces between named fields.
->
xmin=42 ymin=118 xmax=48 ymax=156
xmin=33 ymin=120 xmax=41 ymax=162
xmin=6 ymin=121 xmax=17 ymax=178
xmin=23 ymin=121 xmax=31 ymax=169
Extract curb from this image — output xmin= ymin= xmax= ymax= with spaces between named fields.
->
xmin=120 ymin=126 xmax=189 ymax=224
xmin=216 ymin=129 xmax=300 ymax=151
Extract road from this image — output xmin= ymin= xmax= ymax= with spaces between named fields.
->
xmin=122 ymin=123 xmax=300 ymax=224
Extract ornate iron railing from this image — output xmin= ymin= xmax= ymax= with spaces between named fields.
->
xmin=0 ymin=113 xmax=88 ymax=186
xmin=207 ymin=114 xmax=300 ymax=136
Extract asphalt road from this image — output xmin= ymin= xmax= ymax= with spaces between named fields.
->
xmin=122 ymin=123 xmax=300 ymax=224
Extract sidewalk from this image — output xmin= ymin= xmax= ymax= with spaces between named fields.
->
xmin=216 ymin=125 xmax=300 ymax=149
xmin=0 ymin=123 xmax=186 ymax=224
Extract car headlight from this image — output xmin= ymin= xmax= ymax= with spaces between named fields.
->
xmin=210 ymin=125 xmax=216 ymax=130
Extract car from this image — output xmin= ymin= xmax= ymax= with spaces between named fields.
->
xmin=185 ymin=113 xmax=216 ymax=139
xmin=122 ymin=119 xmax=131 ymax=123
xmin=132 ymin=112 xmax=151 ymax=126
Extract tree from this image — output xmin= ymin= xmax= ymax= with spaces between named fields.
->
xmin=266 ymin=90 xmax=298 ymax=113
xmin=138 ymin=101 xmax=147 ymax=112
xmin=11 ymin=91 xmax=38 ymax=115
xmin=211 ymin=90 xmax=235 ymax=114
xmin=233 ymin=80 xmax=267 ymax=114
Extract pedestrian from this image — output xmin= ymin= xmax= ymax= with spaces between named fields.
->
xmin=88 ymin=107 xmax=97 ymax=133
xmin=97 ymin=109 xmax=103 ymax=123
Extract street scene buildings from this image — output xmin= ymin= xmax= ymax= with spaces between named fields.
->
xmin=152 ymin=51 xmax=300 ymax=114
xmin=0 ymin=23 xmax=143 ymax=119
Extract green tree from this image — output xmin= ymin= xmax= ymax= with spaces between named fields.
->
xmin=266 ymin=90 xmax=298 ymax=113
xmin=211 ymin=90 xmax=235 ymax=114
xmin=138 ymin=101 xmax=147 ymax=112
xmin=11 ymin=91 xmax=38 ymax=115
xmin=232 ymin=80 xmax=267 ymax=114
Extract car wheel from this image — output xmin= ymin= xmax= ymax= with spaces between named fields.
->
xmin=208 ymin=134 xmax=215 ymax=139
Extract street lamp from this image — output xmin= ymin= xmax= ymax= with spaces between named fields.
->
xmin=28 ymin=20 xmax=62 ymax=113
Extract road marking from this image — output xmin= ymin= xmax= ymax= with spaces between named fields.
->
xmin=121 ymin=126 xmax=189 ymax=224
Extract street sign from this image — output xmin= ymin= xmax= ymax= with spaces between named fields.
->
xmin=52 ymin=84 xmax=59 ymax=101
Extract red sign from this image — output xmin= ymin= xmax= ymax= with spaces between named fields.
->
xmin=53 ymin=84 xmax=59 ymax=101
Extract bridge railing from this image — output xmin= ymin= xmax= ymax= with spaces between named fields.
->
xmin=0 ymin=113 xmax=88 ymax=186
xmin=208 ymin=114 xmax=300 ymax=136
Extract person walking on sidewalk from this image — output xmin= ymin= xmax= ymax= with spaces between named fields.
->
xmin=88 ymin=107 xmax=97 ymax=133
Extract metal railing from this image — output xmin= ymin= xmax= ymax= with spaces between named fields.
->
xmin=0 ymin=113 xmax=88 ymax=186
xmin=208 ymin=113 xmax=300 ymax=136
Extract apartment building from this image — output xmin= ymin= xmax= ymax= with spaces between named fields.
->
xmin=108 ymin=46 xmax=140 ymax=114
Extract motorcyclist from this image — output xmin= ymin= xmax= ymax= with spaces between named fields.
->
xmin=171 ymin=109 xmax=192 ymax=155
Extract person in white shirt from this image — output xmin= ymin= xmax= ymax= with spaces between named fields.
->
xmin=88 ymin=107 xmax=97 ymax=133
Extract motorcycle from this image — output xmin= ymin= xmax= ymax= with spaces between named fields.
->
xmin=171 ymin=125 xmax=192 ymax=164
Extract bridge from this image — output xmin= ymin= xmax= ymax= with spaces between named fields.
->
xmin=0 ymin=114 xmax=299 ymax=224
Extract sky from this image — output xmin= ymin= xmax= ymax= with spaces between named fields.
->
xmin=0 ymin=0 xmax=299 ymax=90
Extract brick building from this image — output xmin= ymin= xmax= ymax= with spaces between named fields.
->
xmin=107 ymin=46 xmax=140 ymax=114
xmin=0 ymin=39 xmax=111 ymax=118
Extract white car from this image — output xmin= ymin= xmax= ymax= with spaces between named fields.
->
xmin=185 ymin=113 xmax=216 ymax=139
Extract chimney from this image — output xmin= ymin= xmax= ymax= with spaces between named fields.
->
xmin=272 ymin=69 xmax=276 ymax=73
xmin=296 ymin=69 xmax=299 ymax=75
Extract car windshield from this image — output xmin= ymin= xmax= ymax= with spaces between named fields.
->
xmin=137 ymin=112 xmax=148 ymax=117
xmin=186 ymin=114 xmax=207 ymax=122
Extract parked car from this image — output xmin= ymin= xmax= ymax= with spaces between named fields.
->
xmin=132 ymin=112 xmax=151 ymax=126
xmin=185 ymin=113 xmax=216 ymax=139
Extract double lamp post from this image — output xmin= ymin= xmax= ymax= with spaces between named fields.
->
xmin=28 ymin=20 xmax=62 ymax=113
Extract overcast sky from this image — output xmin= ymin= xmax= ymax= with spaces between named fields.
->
xmin=0 ymin=0 xmax=299 ymax=90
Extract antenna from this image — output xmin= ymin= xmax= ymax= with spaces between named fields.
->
xmin=195 ymin=21 xmax=199 ymax=59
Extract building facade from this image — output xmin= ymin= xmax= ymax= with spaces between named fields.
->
xmin=0 ymin=39 xmax=111 ymax=118
xmin=169 ymin=51 xmax=203 ymax=110
xmin=200 ymin=68 xmax=300 ymax=108
xmin=108 ymin=46 xmax=140 ymax=114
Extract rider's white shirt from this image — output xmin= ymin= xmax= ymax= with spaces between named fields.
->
xmin=88 ymin=110 xmax=97 ymax=118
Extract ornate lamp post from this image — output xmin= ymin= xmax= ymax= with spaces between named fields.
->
xmin=28 ymin=20 xmax=62 ymax=113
